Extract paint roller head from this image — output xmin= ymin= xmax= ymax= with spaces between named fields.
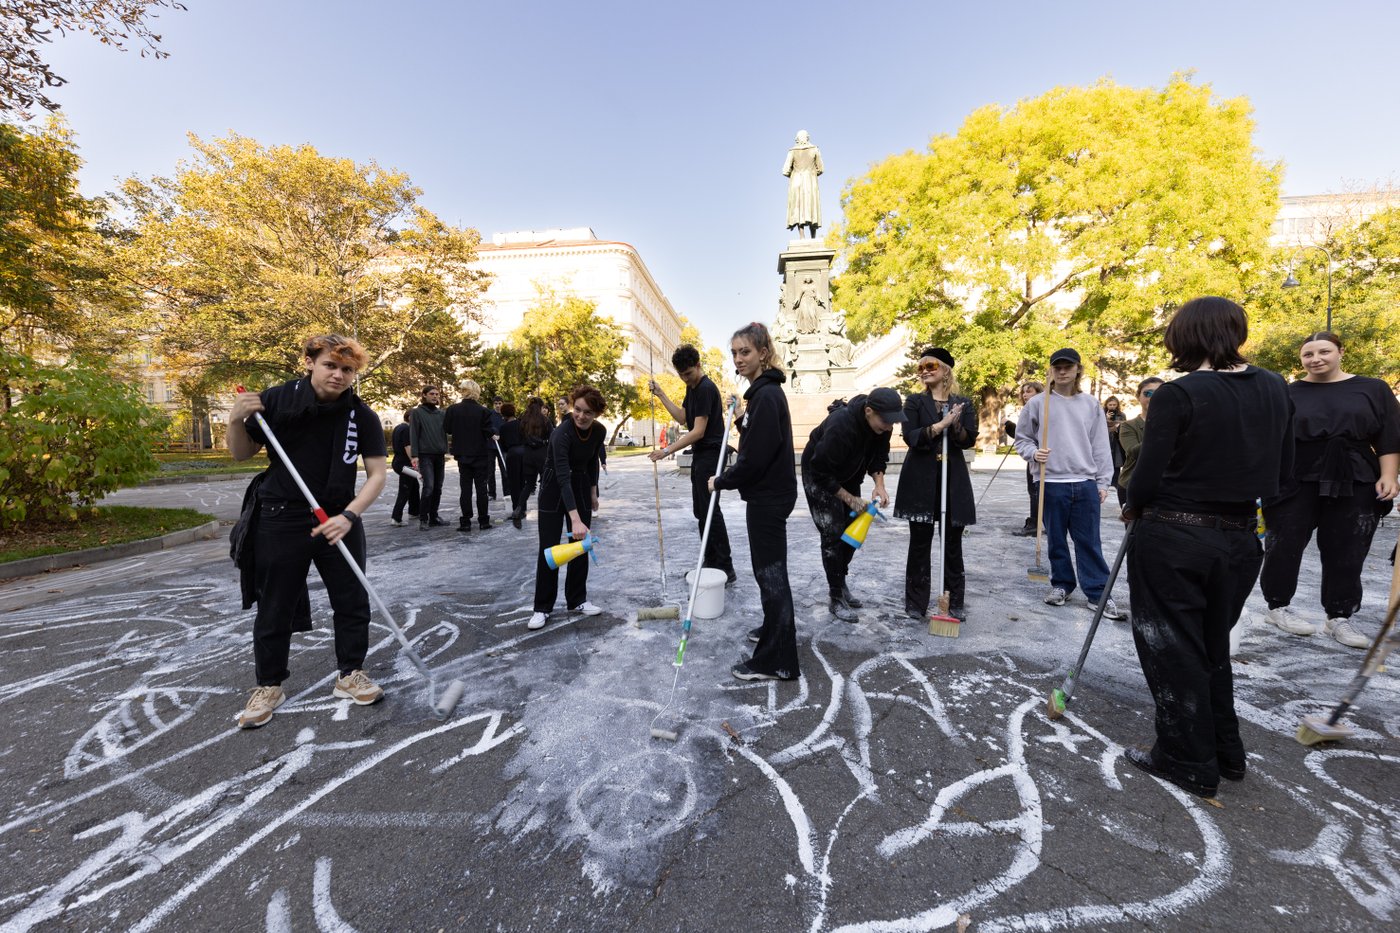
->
xmin=1295 ymin=714 xmax=1353 ymax=746
xmin=433 ymin=679 xmax=466 ymax=720
xmin=649 ymin=728 xmax=678 ymax=742
xmin=1046 ymin=688 xmax=1067 ymax=720
xmin=636 ymin=606 xmax=680 ymax=621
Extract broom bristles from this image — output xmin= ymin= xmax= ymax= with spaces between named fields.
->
xmin=928 ymin=592 xmax=960 ymax=638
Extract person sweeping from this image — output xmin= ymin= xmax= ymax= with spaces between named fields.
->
xmin=1122 ymin=297 xmax=1293 ymax=798
xmin=227 ymin=334 xmax=388 ymax=729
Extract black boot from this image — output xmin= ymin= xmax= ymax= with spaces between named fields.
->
xmin=510 ymin=508 xmax=523 ymax=530
xmin=840 ymin=584 xmax=863 ymax=609
xmin=829 ymin=595 xmax=858 ymax=622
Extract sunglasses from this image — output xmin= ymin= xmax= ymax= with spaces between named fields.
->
xmin=916 ymin=362 xmax=943 ymax=374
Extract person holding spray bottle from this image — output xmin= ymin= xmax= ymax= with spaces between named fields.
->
xmin=1122 ymin=297 xmax=1293 ymax=798
xmin=801 ymin=388 xmax=902 ymax=622
xmin=648 ymin=344 xmax=738 ymax=585
xmin=226 ymin=334 xmax=387 ymax=729
xmin=529 ymin=385 xmax=608 ymax=630
xmin=711 ymin=322 xmax=799 ymax=681
xmin=896 ymin=348 xmax=977 ymax=621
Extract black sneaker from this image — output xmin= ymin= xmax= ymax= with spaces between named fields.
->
xmin=511 ymin=511 xmax=523 ymax=530
xmin=1122 ymin=747 xmax=1218 ymax=798
xmin=840 ymin=585 xmax=863 ymax=609
xmin=949 ymin=603 xmax=967 ymax=622
xmin=1012 ymin=524 xmax=1037 ymax=537
xmin=747 ymin=626 xmax=762 ymax=644
xmin=419 ymin=518 xmax=429 ymax=530
xmin=457 ymin=521 xmax=471 ymax=533
xmin=479 ymin=520 xmax=493 ymax=530
xmin=428 ymin=517 xmax=448 ymax=527
xmin=905 ymin=605 xmax=925 ymax=621
xmin=829 ymin=596 xmax=858 ymax=623
xmin=725 ymin=570 xmax=739 ymax=586
xmin=732 ymin=662 xmax=791 ymax=682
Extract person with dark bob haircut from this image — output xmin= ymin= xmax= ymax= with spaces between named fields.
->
xmin=1121 ymin=296 xmax=1293 ymax=798
xmin=529 ymin=385 xmax=609 ymax=630
xmin=1259 ymin=331 xmax=1400 ymax=648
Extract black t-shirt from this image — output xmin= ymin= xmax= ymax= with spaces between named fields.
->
xmin=682 ymin=375 xmax=725 ymax=453
xmin=1288 ymin=376 xmax=1400 ymax=485
xmin=245 ymin=380 xmax=385 ymax=512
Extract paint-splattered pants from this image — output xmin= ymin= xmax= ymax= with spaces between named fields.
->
xmin=803 ymin=481 xmax=859 ymax=598
xmin=1128 ymin=518 xmax=1261 ymax=789
xmin=1260 ymin=481 xmax=1381 ymax=619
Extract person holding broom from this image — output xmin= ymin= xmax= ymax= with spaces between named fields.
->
xmin=710 ymin=322 xmax=799 ymax=681
xmin=896 ymin=347 xmax=977 ymax=621
xmin=227 ymin=333 xmax=388 ymax=729
xmin=1122 ymin=296 xmax=1293 ymax=797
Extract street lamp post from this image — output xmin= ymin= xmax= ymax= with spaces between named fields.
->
xmin=1281 ymin=244 xmax=1334 ymax=333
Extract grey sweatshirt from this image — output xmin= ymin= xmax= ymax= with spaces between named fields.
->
xmin=1013 ymin=390 xmax=1113 ymax=487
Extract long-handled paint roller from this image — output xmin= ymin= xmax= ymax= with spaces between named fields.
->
xmin=236 ymin=388 xmax=466 ymax=720
xmin=1028 ymin=378 xmax=1052 ymax=584
xmin=930 ymin=404 xmax=961 ymax=638
xmin=1296 ymin=532 xmax=1400 ymax=745
xmin=1046 ymin=520 xmax=1135 ymax=719
xmin=638 ymin=351 xmax=680 ymax=623
xmin=649 ymin=392 xmax=739 ymax=742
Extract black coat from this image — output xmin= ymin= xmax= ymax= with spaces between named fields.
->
xmin=443 ymin=399 xmax=494 ymax=460
xmin=894 ymin=392 xmax=977 ymax=526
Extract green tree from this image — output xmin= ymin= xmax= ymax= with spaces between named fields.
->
xmin=112 ymin=133 xmax=489 ymax=408
xmin=833 ymin=74 xmax=1280 ymax=430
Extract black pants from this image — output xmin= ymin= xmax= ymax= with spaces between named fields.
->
xmin=1261 ymin=481 xmax=1380 ymax=619
xmin=505 ymin=446 xmax=524 ymax=506
xmin=456 ymin=455 xmax=492 ymax=526
xmin=252 ymin=501 xmax=370 ymax=686
xmin=1128 ymin=519 xmax=1260 ymax=789
xmin=513 ymin=447 xmax=546 ymax=514
xmin=690 ymin=448 xmax=735 ymax=576
xmin=391 ymin=464 xmax=419 ymax=521
xmin=1026 ymin=471 xmax=1041 ymax=528
xmin=533 ymin=502 xmax=593 ymax=613
xmin=745 ymin=499 xmax=799 ymax=678
xmin=905 ymin=520 xmax=965 ymax=614
xmin=804 ymin=480 xmax=858 ymax=598
xmin=419 ymin=453 xmax=446 ymax=521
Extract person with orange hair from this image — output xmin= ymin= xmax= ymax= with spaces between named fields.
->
xmin=227 ymin=334 xmax=388 ymax=729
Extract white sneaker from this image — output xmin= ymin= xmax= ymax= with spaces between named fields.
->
xmin=1325 ymin=617 xmax=1371 ymax=649
xmin=1100 ymin=597 xmax=1127 ymax=621
xmin=1044 ymin=587 xmax=1068 ymax=606
xmin=570 ymin=601 xmax=603 ymax=616
xmin=1266 ymin=606 xmax=1316 ymax=636
xmin=527 ymin=612 xmax=548 ymax=630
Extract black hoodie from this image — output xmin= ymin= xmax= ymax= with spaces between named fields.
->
xmin=713 ymin=368 xmax=795 ymax=507
xmin=800 ymin=393 xmax=892 ymax=498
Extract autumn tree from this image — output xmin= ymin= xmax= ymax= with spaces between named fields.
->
xmin=0 ymin=0 xmax=185 ymax=117
xmin=112 ymin=133 xmax=489 ymax=408
xmin=833 ymin=74 xmax=1281 ymax=429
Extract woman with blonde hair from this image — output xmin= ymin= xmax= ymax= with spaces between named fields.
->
xmin=443 ymin=378 xmax=496 ymax=531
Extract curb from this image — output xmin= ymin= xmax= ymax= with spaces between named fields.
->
xmin=0 ymin=519 xmax=222 ymax=582
xmin=140 ymin=472 xmax=259 ymax=487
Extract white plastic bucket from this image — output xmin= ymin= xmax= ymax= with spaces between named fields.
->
xmin=684 ymin=568 xmax=728 ymax=620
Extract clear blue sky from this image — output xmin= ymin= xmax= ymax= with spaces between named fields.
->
xmin=40 ymin=0 xmax=1400 ymax=349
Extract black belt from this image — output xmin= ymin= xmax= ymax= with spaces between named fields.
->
xmin=1144 ymin=509 xmax=1252 ymax=531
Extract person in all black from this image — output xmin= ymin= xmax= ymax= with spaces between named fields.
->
xmin=648 ymin=344 xmax=737 ymax=584
xmin=408 ymin=386 xmax=448 ymax=529
xmin=529 ymin=385 xmax=608 ymax=630
xmin=1104 ymin=396 xmax=1127 ymax=506
xmin=1123 ymin=296 xmax=1294 ymax=798
xmin=510 ymin=397 xmax=552 ymax=530
xmin=711 ymin=322 xmax=799 ymax=681
xmin=1010 ymin=381 xmax=1044 ymax=536
xmin=226 ymin=334 xmax=388 ymax=729
xmin=389 ymin=408 xmax=420 ymax=526
xmin=498 ymin=402 xmax=523 ymax=525
xmin=488 ymin=396 xmax=507 ymax=500
xmin=802 ymin=388 xmax=901 ymax=622
xmin=896 ymin=347 xmax=977 ymax=621
xmin=1259 ymin=331 xmax=1400 ymax=648
xmin=443 ymin=379 xmax=496 ymax=532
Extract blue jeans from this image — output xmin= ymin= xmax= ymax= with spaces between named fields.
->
xmin=1041 ymin=480 xmax=1111 ymax=600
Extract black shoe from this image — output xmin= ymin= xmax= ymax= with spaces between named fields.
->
xmin=726 ymin=570 xmax=739 ymax=586
xmin=732 ymin=662 xmax=794 ymax=682
xmin=1219 ymin=760 xmax=1247 ymax=782
xmin=840 ymin=585 xmax=863 ymax=609
xmin=457 ymin=521 xmax=471 ymax=533
xmin=949 ymin=603 xmax=967 ymax=622
xmin=905 ymin=605 xmax=926 ymax=621
xmin=511 ymin=511 xmax=523 ymax=530
xmin=419 ymin=518 xmax=429 ymax=530
xmin=1012 ymin=525 xmax=1037 ymax=537
xmin=747 ymin=626 xmax=762 ymax=644
xmin=829 ymin=596 xmax=858 ymax=623
xmin=428 ymin=517 xmax=448 ymax=527
xmin=479 ymin=520 xmax=493 ymax=530
xmin=1122 ymin=747 xmax=1218 ymax=798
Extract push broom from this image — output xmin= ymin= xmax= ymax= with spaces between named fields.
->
xmin=1046 ymin=520 xmax=1135 ymax=719
xmin=1296 ymin=533 xmax=1400 ymax=745
xmin=237 ymin=388 xmax=466 ymax=720
xmin=929 ymin=403 xmax=961 ymax=638
xmin=649 ymin=393 xmax=739 ymax=741
xmin=1028 ymin=377 xmax=1052 ymax=584
xmin=637 ymin=351 xmax=680 ymax=623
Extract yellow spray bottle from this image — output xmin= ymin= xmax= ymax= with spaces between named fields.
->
xmin=841 ymin=501 xmax=887 ymax=549
xmin=544 ymin=534 xmax=600 ymax=570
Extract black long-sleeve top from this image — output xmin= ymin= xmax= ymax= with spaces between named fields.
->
xmin=800 ymin=393 xmax=892 ymax=497
xmin=1287 ymin=376 xmax=1400 ymax=496
xmin=1126 ymin=366 xmax=1294 ymax=517
xmin=713 ymin=368 xmax=796 ymax=506
xmin=443 ymin=399 xmax=494 ymax=460
xmin=499 ymin=418 xmax=524 ymax=451
xmin=539 ymin=419 xmax=605 ymax=513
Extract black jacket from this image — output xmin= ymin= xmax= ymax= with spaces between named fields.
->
xmin=800 ymin=393 xmax=892 ymax=498
xmin=714 ymin=368 xmax=796 ymax=507
xmin=894 ymin=392 xmax=978 ymax=526
xmin=539 ymin=420 xmax=605 ymax=513
xmin=443 ymin=398 xmax=494 ymax=460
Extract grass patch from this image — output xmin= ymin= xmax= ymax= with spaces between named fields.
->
xmin=0 ymin=506 xmax=216 ymax=564
xmin=154 ymin=451 xmax=264 ymax=475
xmin=609 ymin=446 xmax=657 ymax=458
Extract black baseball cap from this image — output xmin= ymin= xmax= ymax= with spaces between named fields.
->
xmin=1050 ymin=348 xmax=1081 ymax=365
xmin=866 ymin=387 xmax=907 ymax=423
